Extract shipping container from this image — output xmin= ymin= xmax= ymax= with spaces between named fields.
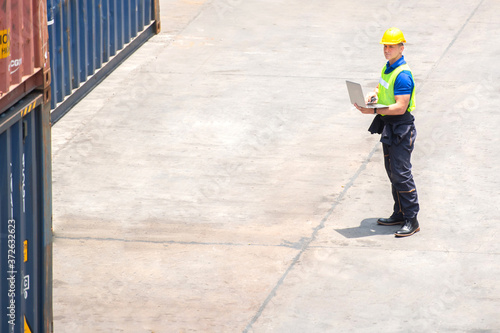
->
xmin=0 ymin=92 xmax=52 ymax=333
xmin=0 ymin=0 xmax=51 ymax=114
xmin=48 ymin=0 xmax=161 ymax=123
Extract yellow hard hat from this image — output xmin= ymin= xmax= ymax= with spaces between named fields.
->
xmin=380 ymin=27 xmax=406 ymax=44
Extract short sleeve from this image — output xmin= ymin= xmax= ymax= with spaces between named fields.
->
xmin=394 ymin=70 xmax=414 ymax=95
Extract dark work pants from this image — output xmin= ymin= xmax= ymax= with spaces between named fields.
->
xmin=382 ymin=123 xmax=419 ymax=219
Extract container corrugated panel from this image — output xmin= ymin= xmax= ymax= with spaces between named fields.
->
xmin=48 ymin=0 xmax=161 ymax=122
xmin=0 ymin=0 xmax=51 ymax=113
xmin=0 ymin=92 xmax=52 ymax=333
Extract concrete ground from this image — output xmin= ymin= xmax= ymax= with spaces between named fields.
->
xmin=51 ymin=0 xmax=499 ymax=332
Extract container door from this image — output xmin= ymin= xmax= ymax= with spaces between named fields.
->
xmin=1 ymin=93 xmax=52 ymax=333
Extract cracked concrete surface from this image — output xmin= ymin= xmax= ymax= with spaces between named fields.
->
xmin=51 ymin=0 xmax=499 ymax=331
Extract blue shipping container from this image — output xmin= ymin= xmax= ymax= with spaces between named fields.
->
xmin=0 ymin=93 xmax=53 ymax=333
xmin=47 ymin=0 xmax=161 ymax=123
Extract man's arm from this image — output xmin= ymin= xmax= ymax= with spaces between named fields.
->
xmin=375 ymin=94 xmax=410 ymax=115
xmin=355 ymin=93 xmax=410 ymax=115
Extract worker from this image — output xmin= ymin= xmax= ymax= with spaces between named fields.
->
xmin=353 ymin=27 xmax=420 ymax=237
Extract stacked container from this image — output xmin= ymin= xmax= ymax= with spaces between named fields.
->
xmin=1 ymin=2 xmax=53 ymax=332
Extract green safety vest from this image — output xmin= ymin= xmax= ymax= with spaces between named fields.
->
xmin=378 ymin=63 xmax=416 ymax=113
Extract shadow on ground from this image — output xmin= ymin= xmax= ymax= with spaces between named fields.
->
xmin=335 ymin=218 xmax=399 ymax=238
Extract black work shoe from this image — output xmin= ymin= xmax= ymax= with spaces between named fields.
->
xmin=377 ymin=216 xmax=405 ymax=226
xmin=395 ymin=217 xmax=420 ymax=237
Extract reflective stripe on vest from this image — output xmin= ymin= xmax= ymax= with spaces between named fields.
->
xmin=378 ymin=63 xmax=416 ymax=112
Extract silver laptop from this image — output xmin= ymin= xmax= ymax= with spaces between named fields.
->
xmin=346 ymin=80 xmax=388 ymax=108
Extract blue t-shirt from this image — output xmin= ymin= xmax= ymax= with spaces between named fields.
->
xmin=384 ymin=55 xmax=414 ymax=96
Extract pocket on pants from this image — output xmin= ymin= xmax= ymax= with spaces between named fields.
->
xmin=393 ymin=124 xmax=414 ymax=146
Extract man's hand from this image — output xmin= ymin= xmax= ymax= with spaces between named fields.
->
xmin=366 ymin=92 xmax=378 ymax=104
xmin=354 ymin=103 xmax=375 ymax=114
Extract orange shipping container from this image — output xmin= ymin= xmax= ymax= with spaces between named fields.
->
xmin=0 ymin=0 xmax=50 ymax=113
